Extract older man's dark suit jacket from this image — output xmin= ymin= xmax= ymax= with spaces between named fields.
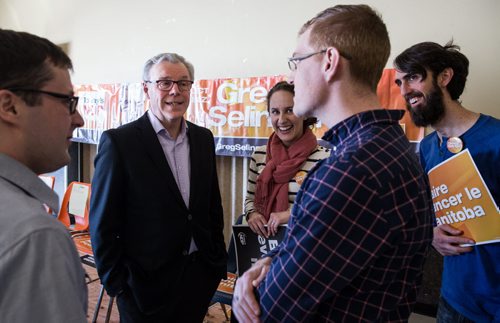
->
xmin=89 ymin=113 xmax=227 ymax=314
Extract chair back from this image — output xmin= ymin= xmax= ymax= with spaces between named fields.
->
xmin=57 ymin=182 xmax=91 ymax=231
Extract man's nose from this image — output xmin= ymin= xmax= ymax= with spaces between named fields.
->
xmin=72 ymin=110 xmax=85 ymax=128
xmin=169 ymin=82 xmax=181 ymax=95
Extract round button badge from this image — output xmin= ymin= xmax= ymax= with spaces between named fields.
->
xmin=447 ymin=137 xmax=463 ymax=153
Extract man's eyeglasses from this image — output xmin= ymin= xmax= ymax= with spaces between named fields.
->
xmin=7 ymin=88 xmax=79 ymax=114
xmin=144 ymin=79 xmax=194 ymax=92
xmin=287 ymin=48 xmax=352 ymax=71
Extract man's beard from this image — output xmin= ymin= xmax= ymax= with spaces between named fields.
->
xmin=406 ymin=83 xmax=446 ymax=127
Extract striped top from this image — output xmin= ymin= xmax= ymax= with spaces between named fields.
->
xmin=244 ymin=144 xmax=330 ymax=218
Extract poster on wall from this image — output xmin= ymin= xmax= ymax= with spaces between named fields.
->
xmin=73 ymin=69 xmax=423 ymax=157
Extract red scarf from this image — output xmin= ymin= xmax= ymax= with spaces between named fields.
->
xmin=254 ymin=128 xmax=317 ymax=220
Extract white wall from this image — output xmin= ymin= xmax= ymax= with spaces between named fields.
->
xmin=1 ymin=0 xmax=499 ymax=117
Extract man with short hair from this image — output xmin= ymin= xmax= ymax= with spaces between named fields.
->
xmin=0 ymin=29 xmax=87 ymax=322
xmin=90 ymin=52 xmax=227 ymax=322
xmin=232 ymin=5 xmax=433 ymax=322
xmin=395 ymin=41 xmax=500 ymax=322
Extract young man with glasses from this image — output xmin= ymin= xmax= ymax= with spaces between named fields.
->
xmin=0 ymin=29 xmax=86 ymax=321
xmin=232 ymin=5 xmax=433 ymax=322
xmin=90 ymin=53 xmax=227 ymax=322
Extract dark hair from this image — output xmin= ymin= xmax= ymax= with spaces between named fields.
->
xmin=267 ymin=81 xmax=317 ymax=128
xmin=0 ymin=29 xmax=73 ymax=106
xmin=394 ymin=41 xmax=469 ymax=100
xmin=300 ymin=4 xmax=390 ymax=91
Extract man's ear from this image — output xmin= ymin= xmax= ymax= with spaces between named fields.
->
xmin=142 ymin=82 xmax=151 ymax=99
xmin=0 ymin=90 xmax=20 ymax=124
xmin=324 ymin=47 xmax=341 ymax=82
xmin=438 ymin=67 xmax=454 ymax=88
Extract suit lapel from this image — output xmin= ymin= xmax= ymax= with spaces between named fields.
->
xmin=136 ymin=113 xmax=186 ymax=208
xmin=187 ymin=123 xmax=201 ymax=209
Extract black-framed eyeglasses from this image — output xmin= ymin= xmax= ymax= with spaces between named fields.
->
xmin=7 ymin=88 xmax=79 ymax=114
xmin=287 ymin=48 xmax=352 ymax=71
xmin=144 ymin=79 xmax=194 ymax=92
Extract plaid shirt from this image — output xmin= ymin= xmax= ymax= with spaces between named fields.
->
xmin=258 ymin=109 xmax=433 ymax=322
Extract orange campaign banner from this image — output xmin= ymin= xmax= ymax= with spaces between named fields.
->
xmin=428 ymin=149 xmax=500 ymax=246
xmin=186 ymin=76 xmax=286 ymax=156
xmin=73 ymin=69 xmax=423 ymax=156
xmin=73 ymin=83 xmax=124 ymax=144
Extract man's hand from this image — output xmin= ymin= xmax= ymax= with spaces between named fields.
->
xmin=248 ymin=212 xmax=269 ymax=238
xmin=267 ymin=210 xmax=290 ymax=236
xmin=232 ymin=257 xmax=272 ymax=323
xmin=433 ymin=224 xmax=475 ymax=256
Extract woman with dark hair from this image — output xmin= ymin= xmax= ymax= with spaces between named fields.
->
xmin=244 ymin=81 xmax=330 ymax=237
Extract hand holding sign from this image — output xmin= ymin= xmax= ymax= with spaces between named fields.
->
xmin=432 ymin=225 xmax=474 ymax=256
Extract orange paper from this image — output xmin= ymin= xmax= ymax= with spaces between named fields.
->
xmin=428 ymin=149 xmax=500 ymax=245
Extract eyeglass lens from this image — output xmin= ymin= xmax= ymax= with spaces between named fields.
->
xmin=156 ymin=80 xmax=193 ymax=91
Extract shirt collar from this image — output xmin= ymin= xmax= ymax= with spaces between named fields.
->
xmin=323 ymin=109 xmax=405 ymax=147
xmin=147 ymin=109 xmax=189 ymax=139
xmin=0 ymin=153 xmax=59 ymax=213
